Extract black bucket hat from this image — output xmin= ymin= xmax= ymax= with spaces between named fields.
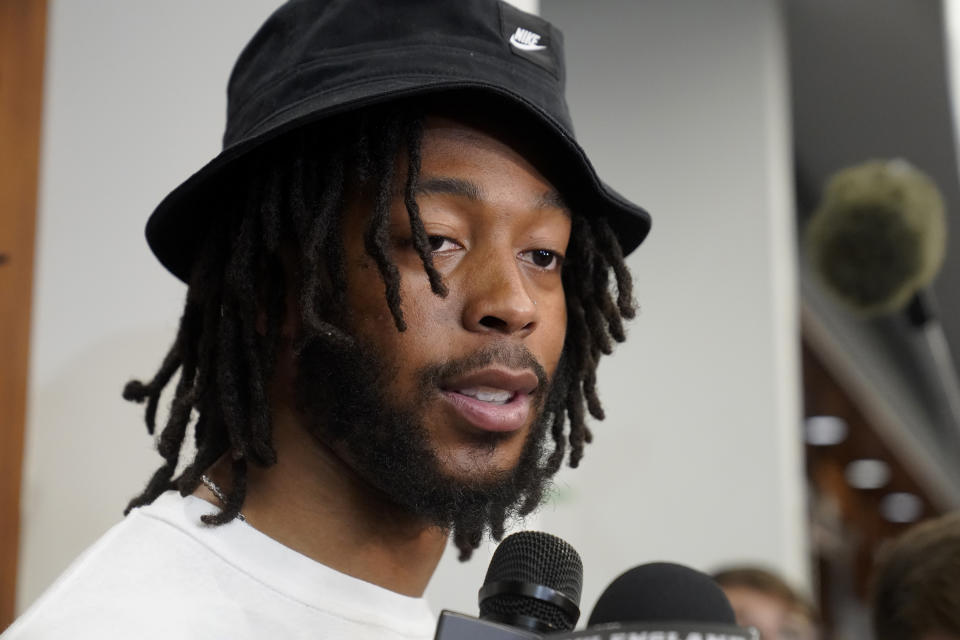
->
xmin=146 ymin=0 xmax=652 ymax=282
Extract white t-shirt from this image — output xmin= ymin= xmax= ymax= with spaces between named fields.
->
xmin=4 ymin=491 xmax=437 ymax=639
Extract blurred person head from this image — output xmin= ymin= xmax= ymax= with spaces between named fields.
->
xmin=712 ymin=566 xmax=819 ymax=640
xmin=871 ymin=511 xmax=960 ymax=640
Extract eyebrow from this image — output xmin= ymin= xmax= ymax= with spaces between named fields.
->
xmin=413 ymin=176 xmax=482 ymax=201
xmin=537 ymin=190 xmax=570 ymax=217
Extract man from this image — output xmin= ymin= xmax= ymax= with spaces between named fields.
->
xmin=871 ymin=511 xmax=960 ymax=640
xmin=5 ymin=1 xmax=649 ymax=638
xmin=712 ymin=566 xmax=819 ymax=640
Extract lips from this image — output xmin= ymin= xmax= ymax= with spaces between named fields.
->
xmin=440 ymin=367 xmax=539 ymax=433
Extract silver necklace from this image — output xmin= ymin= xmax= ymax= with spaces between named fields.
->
xmin=200 ymin=474 xmax=247 ymax=522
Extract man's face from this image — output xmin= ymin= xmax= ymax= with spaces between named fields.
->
xmin=339 ymin=115 xmax=572 ymax=483
xmin=290 ymin=114 xmax=573 ymax=545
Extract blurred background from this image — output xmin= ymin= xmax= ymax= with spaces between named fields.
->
xmin=3 ymin=0 xmax=960 ymax=637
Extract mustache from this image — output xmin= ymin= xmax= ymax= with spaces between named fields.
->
xmin=419 ymin=343 xmax=549 ymax=394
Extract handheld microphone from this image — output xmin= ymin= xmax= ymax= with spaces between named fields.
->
xmin=434 ymin=531 xmax=583 ymax=639
xmin=544 ymin=563 xmax=756 ymax=640
xmin=479 ymin=531 xmax=583 ymax=633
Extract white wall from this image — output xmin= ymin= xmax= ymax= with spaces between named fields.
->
xmin=20 ymin=0 xmax=806 ymax=624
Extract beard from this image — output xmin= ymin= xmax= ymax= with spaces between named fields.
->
xmin=294 ymin=329 xmax=568 ymax=559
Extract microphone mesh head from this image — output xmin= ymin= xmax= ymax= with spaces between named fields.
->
xmin=479 ymin=531 xmax=583 ymax=631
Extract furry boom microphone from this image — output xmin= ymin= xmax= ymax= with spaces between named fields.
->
xmin=805 ymin=159 xmax=947 ymax=317
xmin=806 ymin=159 xmax=960 ymax=436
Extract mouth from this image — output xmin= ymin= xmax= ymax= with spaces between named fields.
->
xmin=440 ymin=367 xmax=539 ymax=433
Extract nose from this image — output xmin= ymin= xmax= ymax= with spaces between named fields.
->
xmin=461 ymin=252 xmax=538 ymax=336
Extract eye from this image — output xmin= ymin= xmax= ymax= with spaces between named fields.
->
xmin=521 ymin=249 xmax=563 ymax=271
xmin=427 ymin=235 xmax=459 ymax=253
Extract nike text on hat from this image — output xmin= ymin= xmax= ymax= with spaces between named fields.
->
xmin=145 ymin=0 xmax=652 ymax=282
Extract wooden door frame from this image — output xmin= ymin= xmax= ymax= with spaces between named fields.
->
xmin=0 ymin=0 xmax=47 ymax=629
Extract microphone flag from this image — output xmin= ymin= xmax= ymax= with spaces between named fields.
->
xmin=547 ymin=621 xmax=758 ymax=640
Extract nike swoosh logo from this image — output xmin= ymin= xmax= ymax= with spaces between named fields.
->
xmin=509 ymin=34 xmax=546 ymax=52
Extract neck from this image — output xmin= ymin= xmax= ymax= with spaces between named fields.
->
xmin=197 ymin=405 xmax=448 ymax=598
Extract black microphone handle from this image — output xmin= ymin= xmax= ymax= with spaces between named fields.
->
xmin=434 ymin=610 xmax=543 ymax=639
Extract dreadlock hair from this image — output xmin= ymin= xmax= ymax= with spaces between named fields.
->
xmin=123 ymin=99 xmax=636 ymax=557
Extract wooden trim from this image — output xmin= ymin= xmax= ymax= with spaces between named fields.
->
xmin=0 ymin=0 xmax=47 ymax=629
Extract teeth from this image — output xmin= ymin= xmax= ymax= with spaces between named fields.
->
xmin=457 ymin=387 xmax=513 ymax=404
